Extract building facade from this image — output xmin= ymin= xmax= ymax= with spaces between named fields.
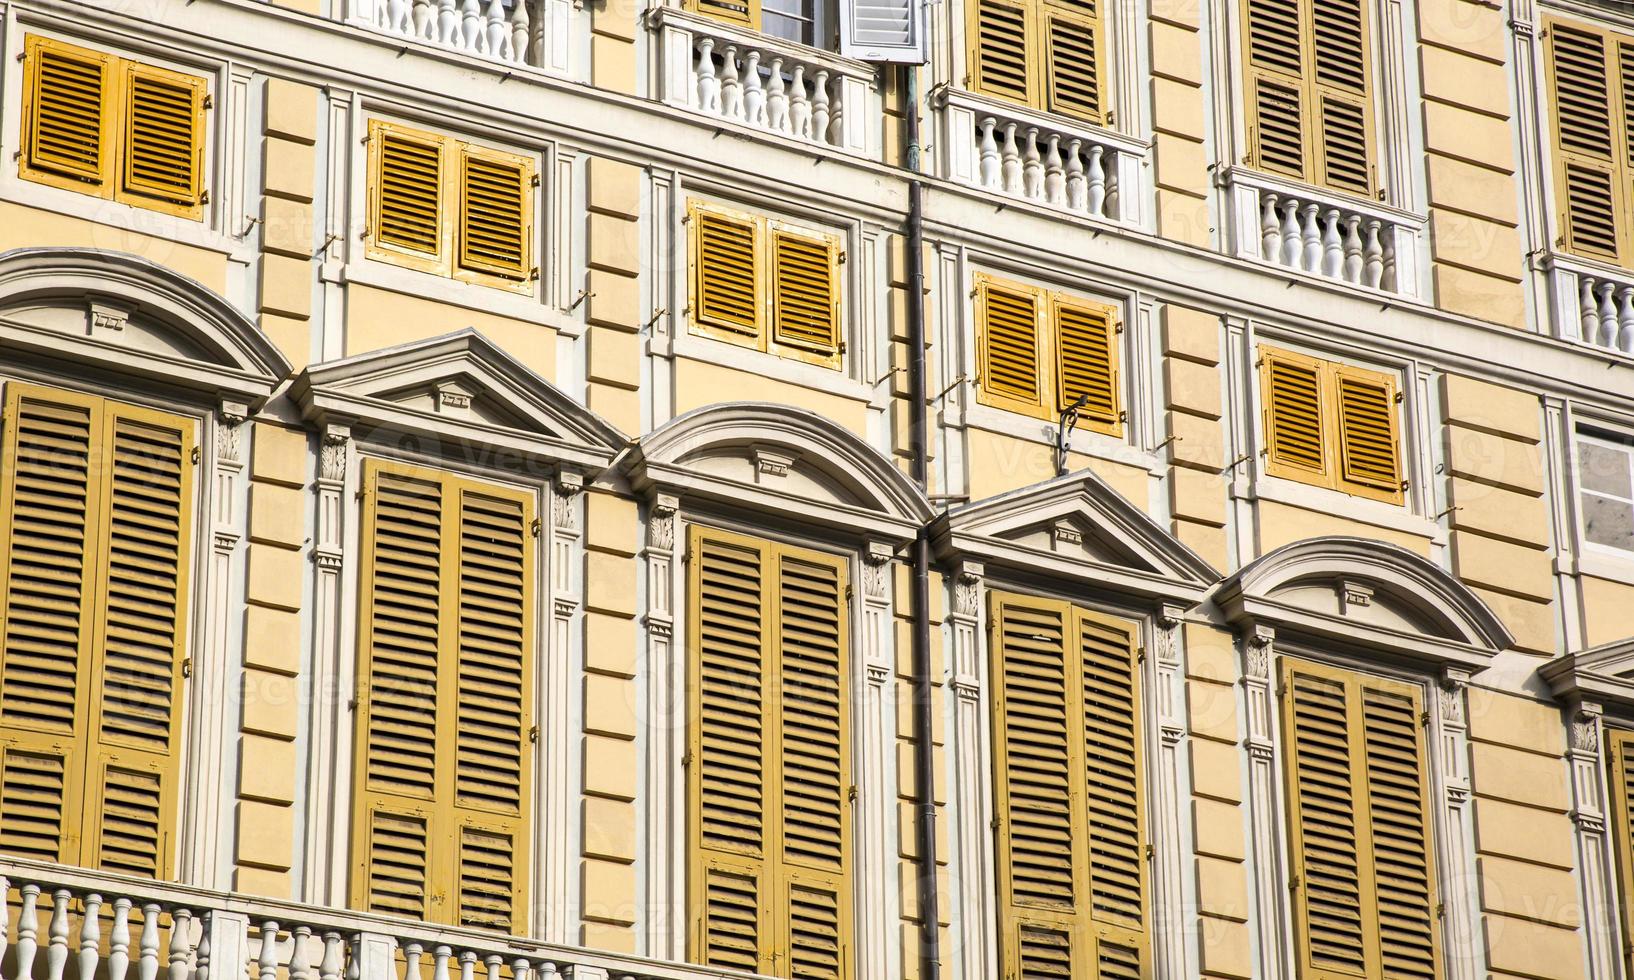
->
xmin=5 ymin=0 xmax=1634 ymax=977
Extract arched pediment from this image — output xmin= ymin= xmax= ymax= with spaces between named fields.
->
xmin=1213 ymin=536 xmax=1512 ymax=671
xmin=291 ymin=330 xmax=628 ymax=472
xmin=932 ymin=469 xmax=1217 ymax=605
xmin=0 ymin=247 xmax=288 ymax=406
xmin=624 ymin=403 xmax=933 ymax=541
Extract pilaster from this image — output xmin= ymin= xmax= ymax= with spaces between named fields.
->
xmin=858 ymin=542 xmax=896 ymax=980
xmin=947 ymin=560 xmax=989 ymax=980
xmin=641 ymin=492 xmax=682 ymax=959
xmin=303 ymin=424 xmax=350 ymax=906
xmin=1565 ymin=699 xmax=1620 ymax=980
xmin=1239 ymin=624 xmax=1284 ymax=980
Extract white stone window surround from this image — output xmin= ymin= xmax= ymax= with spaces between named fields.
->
xmin=942 ymin=250 xmax=1165 ymax=508
xmin=928 ymin=0 xmax=1152 ymax=228
xmin=1553 ymin=405 xmax=1634 ymax=593
xmin=1233 ymin=326 xmax=1442 ymax=539
xmin=0 ymin=11 xmax=247 ymax=262
xmin=1214 ymin=538 xmax=1512 ymax=980
xmin=0 ymin=247 xmax=292 ymax=891
xmin=1203 ymin=0 xmax=1430 ymax=297
xmin=656 ymin=175 xmax=881 ymax=396
xmin=339 ymin=105 xmax=561 ymax=311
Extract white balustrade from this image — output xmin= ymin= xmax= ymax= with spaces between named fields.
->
xmin=0 ymin=858 xmax=777 ymax=980
xmin=347 ymin=0 xmax=565 ymax=73
xmin=1223 ymin=167 xmax=1423 ymax=297
xmin=652 ymin=7 xmax=875 ymax=156
xmin=1549 ymin=259 xmax=1634 ymax=354
xmin=937 ymin=90 xmax=1146 ymax=226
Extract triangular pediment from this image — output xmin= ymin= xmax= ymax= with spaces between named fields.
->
xmin=934 ymin=469 xmax=1218 ymax=604
xmin=291 ymin=330 xmax=627 ymax=469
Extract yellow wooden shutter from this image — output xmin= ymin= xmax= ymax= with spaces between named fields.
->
xmin=1261 ymin=347 xmax=1330 ymax=484
xmin=1244 ymin=0 xmax=1307 ymax=180
xmin=771 ymin=229 xmax=842 ymax=364
xmin=689 ymin=0 xmax=760 ymax=30
xmin=689 ymin=527 xmax=852 ymax=979
xmin=773 ymin=549 xmax=852 ymax=978
xmin=119 ymin=62 xmax=207 ymax=219
xmin=457 ymin=146 xmax=534 ymax=287
xmin=20 ymin=36 xmax=115 ymax=194
xmin=1309 ymin=0 xmax=1373 ymax=196
xmin=451 ymin=483 xmax=535 ymax=931
xmin=0 ymin=385 xmax=192 ymax=878
xmin=692 ymin=205 xmax=763 ymax=346
xmin=1054 ymin=297 xmax=1120 ymax=436
xmin=1043 ymin=0 xmax=1103 ymax=123
xmin=370 ymin=121 xmax=448 ymax=270
xmin=977 ymin=276 xmax=1046 ymax=416
xmin=1282 ymin=659 xmax=1442 ymax=980
xmin=1606 ymin=729 xmax=1634 ymax=978
xmin=969 ymin=0 xmax=1033 ymax=107
xmin=1333 ymin=364 xmax=1402 ymax=503
xmin=1548 ymin=21 xmax=1628 ymax=264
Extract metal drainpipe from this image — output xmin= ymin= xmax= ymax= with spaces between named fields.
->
xmin=900 ymin=60 xmax=942 ymax=980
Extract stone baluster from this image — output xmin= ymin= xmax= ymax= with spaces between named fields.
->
xmin=167 ymin=911 xmax=193 ymax=980
xmin=1103 ymin=156 xmax=1119 ymax=217
xmin=508 ymin=0 xmax=530 ymax=63
xmin=256 ymin=923 xmax=279 ymax=980
xmin=1342 ymin=216 xmax=1363 ymax=284
xmin=536 ymin=964 xmax=559 ymax=979
xmin=1021 ymin=128 xmax=1043 ymax=200
xmin=1279 ymin=199 xmax=1302 ymax=267
xmin=695 ymin=39 xmax=720 ymax=113
xmin=192 ymin=916 xmax=208 ymax=980
xmin=436 ymin=0 xmax=459 ymax=46
xmin=511 ymin=958 xmax=530 ymax=980
xmin=719 ymin=46 xmax=743 ymax=120
xmin=484 ymin=955 xmax=502 ymax=980
xmin=1381 ymin=233 xmax=1397 ymax=292
xmin=789 ymin=67 xmax=811 ymax=138
xmin=47 ymin=890 xmax=70 ymax=980
xmin=999 ymin=123 xmax=1021 ymax=194
xmin=1600 ymin=282 xmax=1619 ymax=349
xmin=1260 ymin=193 xmax=1281 ymax=261
xmin=827 ymin=93 xmax=843 ymax=144
xmin=413 ymin=0 xmax=435 ymax=40
xmin=432 ymin=945 xmax=451 ymax=980
xmin=138 ymin=905 xmax=161 ymax=980
xmin=484 ymin=0 xmax=510 ymax=60
xmin=766 ymin=59 xmax=789 ymax=132
xmin=79 ymin=894 xmax=102 ymax=980
xmin=319 ymin=934 xmax=344 ymax=980
xmin=404 ymin=943 xmax=424 ymax=980
xmin=1065 ymin=140 xmax=1086 ymax=211
xmin=289 ymin=928 xmax=311 ymax=980
xmin=17 ymin=884 xmax=40 ymax=980
xmin=1085 ymin=145 xmax=1106 ymax=217
xmin=742 ymin=51 xmax=766 ymax=127
xmin=1320 ymin=209 xmax=1343 ymax=278
xmin=1581 ymin=277 xmax=1603 ymax=344
xmin=1618 ymin=287 xmax=1634 ymax=353
xmin=460 ymin=0 xmax=484 ymax=53
xmin=385 ymin=0 xmax=410 ymax=33
xmin=458 ymin=951 xmax=475 ymax=980
xmin=1043 ymin=135 xmax=1065 ymax=205
xmin=977 ymin=118 xmax=1000 ymax=188
xmin=1363 ymin=220 xmax=1384 ymax=288
xmin=811 ymin=72 xmax=830 ymax=143
xmin=1300 ymin=203 xmax=1322 ymax=272
xmin=109 ymin=899 xmax=132 ymax=980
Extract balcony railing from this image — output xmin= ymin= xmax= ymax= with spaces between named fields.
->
xmin=935 ymin=88 xmax=1147 ymax=227
xmin=1221 ymin=166 xmax=1424 ymax=298
xmin=1547 ymin=254 xmax=1634 ymax=354
xmin=649 ymin=6 xmax=877 ymax=156
xmin=344 ymin=0 xmax=569 ymax=73
xmin=0 ymin=859 xmax=763 ymax=980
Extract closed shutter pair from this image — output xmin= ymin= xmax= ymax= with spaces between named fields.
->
xmin=692 ymin=203 xmax=844 ymax=367
xmin=0 ymin=383 xmax=195 ymax=878
xmin=977 ymin=275 xmax=1121 ymax=434
xmin=1546 ymin=19 xmax=1634 ymax=266
xmin=688 ymin=527 xmax=853 ymax=978
xmin=989 ymin=593 xmax=1148 ymax=979
xmin=21 ymin=35 xmax=208 ymax=219
xmin=1261 ymin=346 xmax=1403 ymax=504
xmin=353 ymin=461 xmax=536 ymax=932
xmin=1243 ymin=0 xmax=1375 ymax=198
xmin=969 ymin=0 xmax=1104 ymax=125
xmin=1281 ymin=659 xmax=1441 ymax=980
xmin=368 ymin=120 xmax=537 ymax=291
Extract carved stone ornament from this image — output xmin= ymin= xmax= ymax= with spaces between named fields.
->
xmin=319 ymin=426 xmax=350 ymax=484
xmin=87 ymin=299 xmax=133 ymax=335
xmin=862 ymin=541 xmax=893 ymax=601
xmin=649 ymin=494 xmax=679 ymax=552
xmin=1439 ymin=668 xmax=1470 ymax=727
xmin=552 ymin=471 xmax=584 ymax=532
xmin=1571 ymin=700 xmax=1604 ymax=755
xmin=215 ymin=415 xmax=244 ymax=465
xmin=953 ymin=561 xmax=985 ymax=619
xmin=1244 ymin=625 xmax=1274 ymax=681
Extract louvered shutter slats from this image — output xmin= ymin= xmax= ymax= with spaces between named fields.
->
xmin=121 ymin=65 xmax=205 ymax=211
xmin=702 ymin=866 xmax=763 ymax=970
xmin=91 ymin=764 xmax=166 ymax=878
xmin=459 ymin=151 xmax=531 ymax=281
xmin=375 ymin=128 xmax=445 ymax=260
xmin=23 ymin=39 xmax=111 ymax=186
xmin=971 ymin=0 xmax=1032 ymax=105
xmin=354 ymin=462 xmax=535 ymax=933
xmin=696 ymin=536 xmax=767 ymax=854
xmin=777 ymin=554 xmax=847 ymax=872
xmin=1335 ymin=367 xmax=1401 ymax=494
xmin=980 ymin=281 xmax=1043 ymax=407
xmin=696 ymin=212 xmax=762 ymax=341
xmin=1079 ymin=615 xmax=1143 ymax=931
xmin=1245 ymin=0 xmax=1306 ymax=180
xmin=1055 ymin=300 xmax=1119 ymax=428
xmin=1045 ymin=13 xmax=1101 ymax=123
xmin=1264 ymin=352 xmax=1328 ymax=478
xmin=0 ymin=749 xmax=69 ymax=861
xmin=1361 ymin=686 xmax=1438 ymax=980
xmin=772 ymin=231 xmax=841 ymax=358
xmin=1311 ymin=0 xmax=1372 ymax=195
xmin=1550 ymin=20 xmax=1633 ymax=264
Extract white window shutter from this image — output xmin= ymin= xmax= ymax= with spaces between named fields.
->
xmin=839 ymin=0 xmax=925 ymax=63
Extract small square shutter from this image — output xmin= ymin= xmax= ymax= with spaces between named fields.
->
xmin=1310 ymin=0 xmax=1373 ymax=195
xmin=1261 ymin=347 xmax=1329 ymax=483
xmin=693 ymin=208 xmax=763 ymax=344
xmin=1043 ymin=2 xmax=1103 ymax=124
xmin=1333 ymin=364 xmax=1403 ymax=501
xmin=838 ymin=0 xmax=925 ymax=63
xmin=119 ymin=62 xmax=207 ymax=217
xmin=977 ymin=277 xmax=1045 ymax=414
xmin=371 ymin=122 xmax=448 ymax=265
xmin=1054 ymin=297 xmax=1119 ymax=434
xmin=969 ymin=0 xmax=1032 ymax=107
xmin=457 ymin=147 xmax=534 ymax=284
xmin=1549 ymin=22 xmax=1625 ymax=262
xmin=20 ymin=36 xmax=115 ymax=191
xmin=771 ymin=230 xmax=841 ymax=361
xmin=1244 ymin=0 xmax=1306 ymax=180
